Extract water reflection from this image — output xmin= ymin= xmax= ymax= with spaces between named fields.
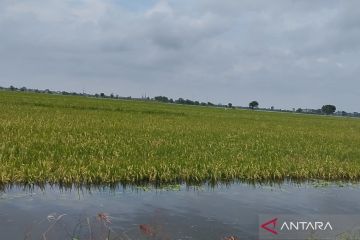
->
xmin=1 ymin=182 xmax=360 ymax=239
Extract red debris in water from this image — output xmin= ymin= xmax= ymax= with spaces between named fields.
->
xmin=223 ymin=236 xmax=240 ymax=240
xmin=97 ymin=212 xmax=111 ymax=224
xmin=139 ymin=224 xmax=156 ymax=237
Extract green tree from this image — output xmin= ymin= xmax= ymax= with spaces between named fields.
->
xmin=154 ymin=96 xmax=169 ymax=102
xmin=249 ymin=101 xmax=259 ymax=109
xmin=175 ymin=98 xmax=185 ymax=104
xmin=228 ymin=103 xmax=233 ymax=108
xmin=321 ymin=105 xmax=336 ymax=115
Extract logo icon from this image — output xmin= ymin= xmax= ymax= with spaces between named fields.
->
xmin=260 ymin=218 xmax=278 ymax=235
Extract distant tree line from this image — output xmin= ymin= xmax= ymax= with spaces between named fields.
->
xmin=154 ymin=96 xmax=218 ymax=107
xmin=1 ymin=85 xmax=359 ymax=118
xmin=3 ymin=85 xmax=132 ymax=100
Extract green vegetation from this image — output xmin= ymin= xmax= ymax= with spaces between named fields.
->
xmin=0 ymin=91 xmax=360 ymax=185
xmin=249 ymin=100 xmax=259 ymax=109
xmin=322 ymin=104 xmax=337 ymax=115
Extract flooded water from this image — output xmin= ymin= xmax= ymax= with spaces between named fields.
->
xmin=1 ymin=182 xmax=360 ymax=240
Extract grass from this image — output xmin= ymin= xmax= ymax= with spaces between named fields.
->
xmin=0 ymin=90 xmax=360 ymax=185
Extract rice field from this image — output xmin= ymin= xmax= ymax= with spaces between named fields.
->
xmin=0 ymin=90 xmax=360 ymax=185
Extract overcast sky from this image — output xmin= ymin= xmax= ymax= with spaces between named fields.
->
xmin=0 ymin=0 xmax=359 ymax=111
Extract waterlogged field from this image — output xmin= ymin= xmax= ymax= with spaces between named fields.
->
xmin=0 ymin=91 xmax=360 ymax=185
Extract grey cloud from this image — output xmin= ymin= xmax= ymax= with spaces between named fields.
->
xmin=0 ymin=0 xmax=359 ymax=111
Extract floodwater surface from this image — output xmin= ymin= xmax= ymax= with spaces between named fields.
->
xmin=1 ymin=182 xmax=360 ymax=240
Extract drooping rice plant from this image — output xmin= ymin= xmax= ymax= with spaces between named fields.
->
xmin=1 ymin=90 xmax=360 ymax=185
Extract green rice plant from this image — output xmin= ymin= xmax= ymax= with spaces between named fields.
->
xmin=1 ymin=90 xmax=360 ymax=185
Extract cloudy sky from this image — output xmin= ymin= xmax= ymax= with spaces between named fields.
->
xmin=0 ymin=0 xmax=359 ymax=111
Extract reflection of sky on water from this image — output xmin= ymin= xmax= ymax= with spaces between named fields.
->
xmin=1 ymin=182 xmax=360 ymax=239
